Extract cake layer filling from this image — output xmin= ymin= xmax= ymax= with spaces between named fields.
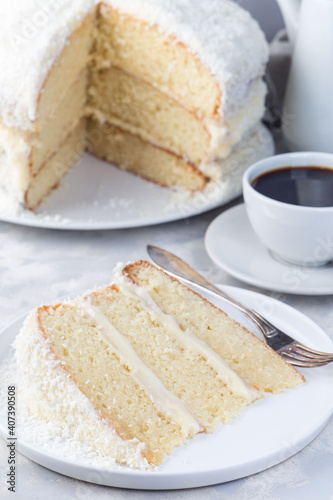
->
xmin=86 ymin=118 xmax=208 ymax=191
xmin=90 ymin=284 xmax=258 ymax=430
xmin=76 ymin=298 xmax=201 ymax=435
xmin=205 ymin=79 xmax=267 ymax=161
xmin=113 ymin=264 xmax=257 ymax=401
xmin=123 ymin=261 xmax=305 ymax=394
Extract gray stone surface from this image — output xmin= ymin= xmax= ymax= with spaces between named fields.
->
xmin=0 ymin=9 xmax=332 ymax=499
xmin=0 ymin=198 xmax=332 ymax=499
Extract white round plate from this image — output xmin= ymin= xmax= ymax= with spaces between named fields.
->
xmin=0 ymin=154 xmax=241 ymax=231
xmin=1 ymin=285 xmax=333 ymax=489
xmin=205 ymin=204 xmax=333 ymax=295
xmin=0 ymin=126 xmax=274 ymax=231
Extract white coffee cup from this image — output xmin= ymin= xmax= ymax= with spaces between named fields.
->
xmin=243 ymin=152 xmax=333 ymax=267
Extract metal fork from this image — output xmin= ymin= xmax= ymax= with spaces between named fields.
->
xmin=147 ymin=245 xmax=333 ymax=368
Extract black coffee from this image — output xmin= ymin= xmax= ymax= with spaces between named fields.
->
xmin=251 ymin=166 xmax=333 ymax=207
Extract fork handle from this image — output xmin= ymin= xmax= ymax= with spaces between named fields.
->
xmin=147 ymin=245 xmax=278 ymax=339
xmin=170 ymin=272 xmax=276 ymax=338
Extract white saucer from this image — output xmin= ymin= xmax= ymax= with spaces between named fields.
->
xmin=205 ymin=204 xmax=333 ymax=295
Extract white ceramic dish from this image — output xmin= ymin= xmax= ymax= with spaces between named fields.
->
xmin=205 ymin=204 xmax=333 ymax=295
xmin=1 ymin=285 xmax=333 ymax=489
xmin=0 ymin=125 xmax=274 ymax=231
xmin=0 ymin=154 xmax=242 ymax=231
xmin=243 ymin=152 xmax=333 ymax=267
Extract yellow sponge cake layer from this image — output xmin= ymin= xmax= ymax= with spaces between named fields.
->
xmin=86 ymin=118 xmax=208 ymax=191
xmin=31 ymin=71 xmax=88 ymax=177
xmin=25 ymin=119 xmax=85 ymax=210
xmin=87 ymin=66 xmax=211 ymax=165
xmin=35 ymin=11 xmax=95 ymax=133
xmin=96 ymin=5 xmax=221 ymax=121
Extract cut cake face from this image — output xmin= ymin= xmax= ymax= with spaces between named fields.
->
xmin=14 ymin=261 xmax=304 ymax=470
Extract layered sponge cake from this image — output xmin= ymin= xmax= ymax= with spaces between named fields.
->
xmin=0 ymin=0 xmax=269 ymax=210
xmin=14 ymin=261 xmax=304 ymax=470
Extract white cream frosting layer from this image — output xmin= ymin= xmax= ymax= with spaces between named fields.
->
xmin=0 ymin=123 xmax=31 ymax=205
xmin=114 ymin=263 xmax=258 ymax=403
xmin=76 ymin=299 xmax=201 ymax=436
xmin=0 ymin=0 xmax=268 ymax=130
xmin=205 ymin=79 xmax=267 ymax=161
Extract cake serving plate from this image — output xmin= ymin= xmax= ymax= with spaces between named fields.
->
xmin=0 ymin=127 xmax=274 ymax=230
xmin=0 ymin=155 xmax=240 ymax=230
xmin=0 ymin=284 xmax=332 ymax=489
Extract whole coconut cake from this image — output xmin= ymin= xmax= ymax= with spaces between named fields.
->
xmin=0 ymin=0 xmax=269 ymax=211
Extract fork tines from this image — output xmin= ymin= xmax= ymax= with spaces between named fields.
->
xmin=278 ymin=343 xmax=333 ymax=367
